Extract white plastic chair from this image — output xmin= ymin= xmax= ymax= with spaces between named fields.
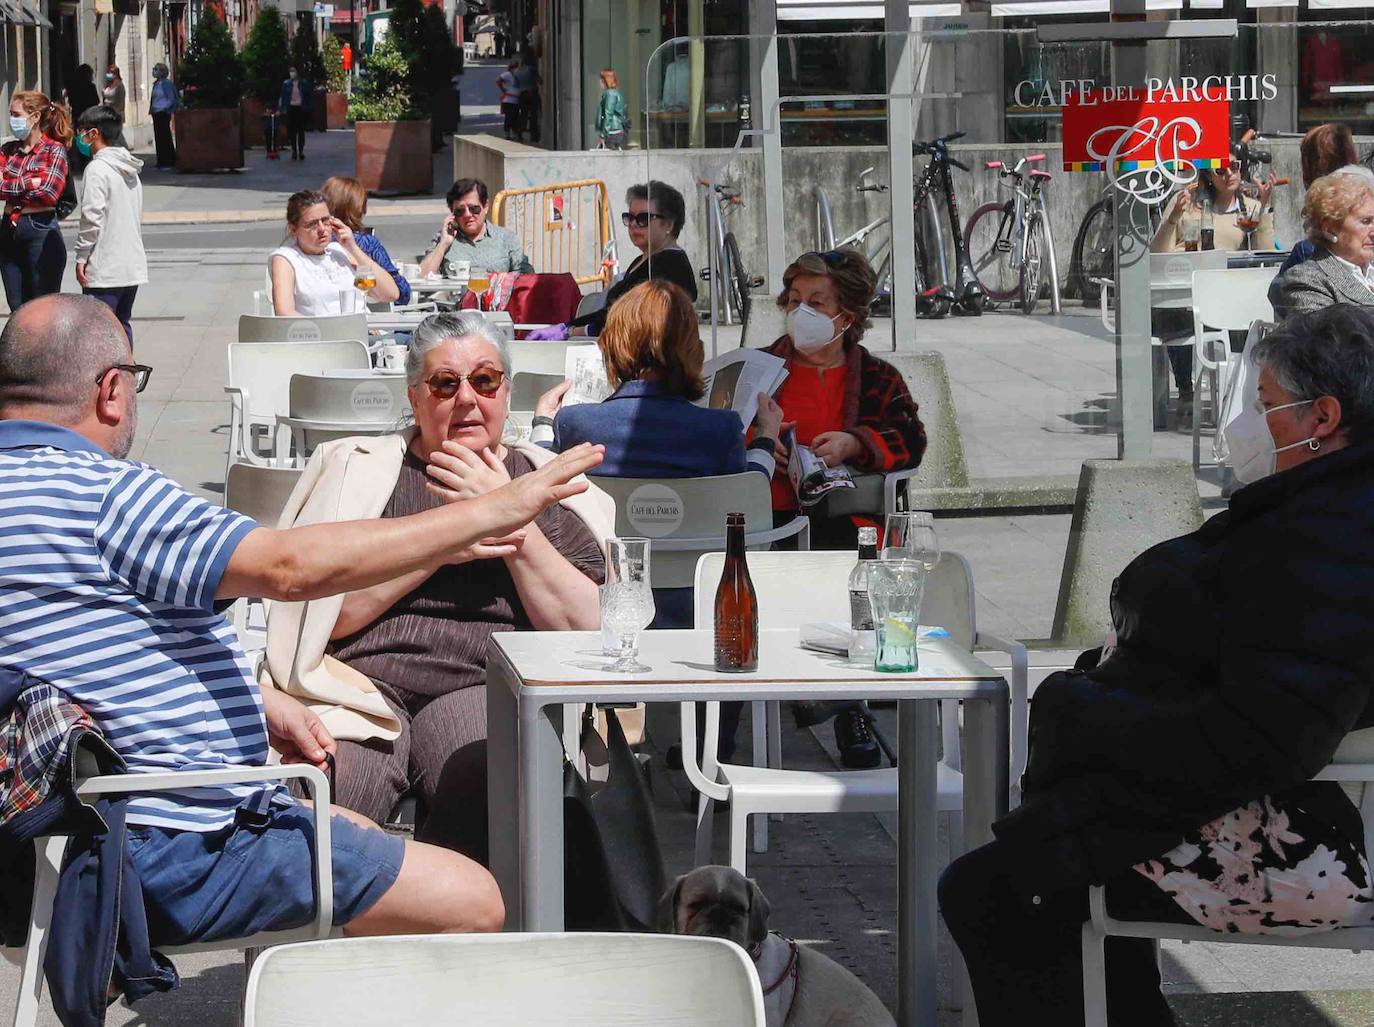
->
xmin=238 ymin=313 xmax=369 ymax=344
xmin=1082 ymin=726 xmax=1374 ymax=1026
xmin=588 ymin=473 xmax=808 ymax=589
xmin=244 ymin=933 xmax=764 ymax=1026
xmin=224 ymin=340 xmax=372 ymax=479
xmin=683 ymin=550 xmax=1028 ymax=874
xmin=1190 ymin=267 xmax=1275 ymax=471
xmin=277 ymin=373 xmax=410 ymax=465
xmin=223 ymin=463 xmax=303 ymax=650
xmin=10 ymin=757 xmax=333 ymax=1027
xmin=508 ymin=339 xmax=571 ymax=377
xmin=508 ymin=371 xmax=564 ymax=435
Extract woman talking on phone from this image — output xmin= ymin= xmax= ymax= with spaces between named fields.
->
xmin=269 ymin=189 xmax=398 ymax=316
xmin=0 ymin=91 xmax=72 ymax=311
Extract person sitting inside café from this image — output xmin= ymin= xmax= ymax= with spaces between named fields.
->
xmin=529 ymin=180 xmax=697 ymax=340
xmin=419 ymin=177 xmax=533 ymax=280
xmin=1149 ymin=164 xmax=1275 ymax=419
xmin=940 ymin=302 xmax=1374 ymax=1027
xmin=263 ymin=310 xmax=612 ymax=865
xmin=270 ymin=189 xmax=397 ymax=316
xmin=0 ymin=293 xmax=609 ymax=974
xmin=1275 ymin=171 xmax=1374 ymax=318
xmin=320 ymin=175 xmax=412 ymax=307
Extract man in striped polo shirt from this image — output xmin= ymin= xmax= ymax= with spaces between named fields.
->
xmin=0 ymin=295 xmax=604 ymax=945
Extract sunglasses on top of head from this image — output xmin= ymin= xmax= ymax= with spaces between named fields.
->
xmin=621 ymin=211 xmax=667 ymax=228
xmin=424 ymin=367 xmax=506 ymax=399
xmin=802 ymin=249 xmax=850 ymax=268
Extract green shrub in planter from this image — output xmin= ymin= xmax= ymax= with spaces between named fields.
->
xmin=241 ymin=5 xmax=291 ymax=106
xmin=177 ymin=10 xmax=244 ymax=110
xmin=348 ymin=36 xmax=424 ymax=122
xmin=323 ymin=33 xmax=348 ymax=93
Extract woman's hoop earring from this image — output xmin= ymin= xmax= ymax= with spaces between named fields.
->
xmin=1309 ymin=439 xmax=1321 ymax=451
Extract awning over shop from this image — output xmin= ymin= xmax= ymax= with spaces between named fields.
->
xmin=0 ymin=0 xmax=53 ymax=27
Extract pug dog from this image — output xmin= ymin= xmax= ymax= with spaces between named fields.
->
xmin=658 ymin=866 xmax=896 ymax=1027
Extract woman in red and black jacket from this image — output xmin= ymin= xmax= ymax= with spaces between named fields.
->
xmin=763 ymin=248 xmax=926 ymax=550
xmin=0 ymin=91 xmax=72 ymax=311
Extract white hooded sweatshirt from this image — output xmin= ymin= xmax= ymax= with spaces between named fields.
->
xmin=75 ymin=146 xmax=148 ymax=289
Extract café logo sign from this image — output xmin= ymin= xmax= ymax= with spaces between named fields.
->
xmin=1061 ymin=84 xmax=1234 ymax=206
xmin=1014 ymin=74 xmax=1278 ymax=109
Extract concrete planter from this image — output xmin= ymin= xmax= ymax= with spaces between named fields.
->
xmin=326 ymin=91 xmax=348 ymax=130
xmin=354 ymin=119 xmax=432 ymax=195
xmin=174 ymin=108 xmax=244 ymax=172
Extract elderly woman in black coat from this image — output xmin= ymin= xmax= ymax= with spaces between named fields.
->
xmin=940 ymin=302 xmax=1374 ymax=1027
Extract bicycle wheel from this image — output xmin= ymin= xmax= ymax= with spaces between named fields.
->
xmin=913 ymin=221 xmax=949 ymax=318
xmin=1071 ymin=198 xmax=1114 ymax=306
xmin=724 ymin=232 xmax=751 ymax=326
xmin=964 ymin=201 xmax=1020 ymax=302
xmin=1019 ymin=217 xmax=1043 ymax=315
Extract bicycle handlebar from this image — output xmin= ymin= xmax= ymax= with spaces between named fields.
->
xmin=696 ymin=178 xmax=743 ymax=200
xmin=857 ymin=183 xmax=888 ymax=193
xmin=950 ymin=157 xmax=970 ymax=172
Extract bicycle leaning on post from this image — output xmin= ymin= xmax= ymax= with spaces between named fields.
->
xmin=964 ymin=152 xmax=1057 ymax=314
xmin=697 ymin=178 xmax=760 ymax=327
xmin=913 ymin=130 xmax=985 ymax=316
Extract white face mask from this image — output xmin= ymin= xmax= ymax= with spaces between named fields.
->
xmin=787 ymin=303 xmax=844 ymax=353
xmin=1223 ymin=399 xmax=1318 ymax=484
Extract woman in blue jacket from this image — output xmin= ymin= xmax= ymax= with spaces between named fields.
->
xmin=321 ymin=176 xmax=411 ymax=306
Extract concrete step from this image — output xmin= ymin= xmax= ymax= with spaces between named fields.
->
xmin=910 ymin=474 xmax=1080 ymax=513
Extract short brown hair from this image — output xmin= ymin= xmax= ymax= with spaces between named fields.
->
xmin=775 ymin=249 xmax=876 ymax=348
xmin=600 ymin=280 xmax=704 ymax=400
xmin=320 ymin=175 xmax=368 ymax=231
xmin=1303 ymin=172 xmax=1374 ymax=245
xmin=1301 ymin=123 xmax=1358 ymax=189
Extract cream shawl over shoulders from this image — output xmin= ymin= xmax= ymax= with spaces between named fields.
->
xmin=260 ymin=432 xmax=616 ymax=742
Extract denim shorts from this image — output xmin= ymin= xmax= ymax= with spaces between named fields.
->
xmin=126 ymin=798 xmax=405 ymax=946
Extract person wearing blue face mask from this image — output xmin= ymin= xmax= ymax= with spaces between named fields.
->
xmin=73 ymin=105 xmax=146 ymax=344
xmin=941 ymin=303 xmax=1374 ymax=1027
xmin=0 ymin=90 xmax=72 ymax=311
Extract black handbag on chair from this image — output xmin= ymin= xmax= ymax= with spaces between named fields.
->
xmin=563 ymin=706 xmax=665 ymax=932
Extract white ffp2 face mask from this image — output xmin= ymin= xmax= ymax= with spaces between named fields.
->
xmin=1223 ymin=399 xmax=1318 ymax=484
xmin=786 ymin=303 xmax=844 ymax=353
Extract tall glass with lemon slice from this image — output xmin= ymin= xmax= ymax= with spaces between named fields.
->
xmin=868 ymin=559 xmax=926 ymax=672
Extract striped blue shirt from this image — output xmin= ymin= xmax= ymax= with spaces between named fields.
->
xmin=0 ymin=420 xmax=270 ymax=831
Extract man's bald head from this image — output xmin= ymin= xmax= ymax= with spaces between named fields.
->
xmin=0 ymin=295 xmax=129 ymax=419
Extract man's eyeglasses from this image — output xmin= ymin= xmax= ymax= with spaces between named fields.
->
xmin=452 ymin=203 xmax=484 ymax=216
xmin=97 ymin=364 xmax=152 ymax=393
xmin=425 ymin=367 xmax=506 ymax=399
xmin=621 ymin=211 xmax=667 ymax=228
xmin=802 ymin=250 xmax=850 ymax=268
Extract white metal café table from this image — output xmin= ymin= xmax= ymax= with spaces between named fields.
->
xmin=486 ymin=627 xmax=1010 ymax=1027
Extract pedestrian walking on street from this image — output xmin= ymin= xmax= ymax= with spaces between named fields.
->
xmin=101 ymin=65 xmax=126 ymax=123
xmin=497 ymin=60 xmax=521 ymax=141
xmin=73 ymin=105 xmax=146 ymax=345
xmin=149 ymin=63 xmax=180 ymax=169
xmin=515 ymin=50 xmax=541 ymax=144
xmin=64 ymin=65 xmax=100 ymax=130
xmin=595 ymin=68 xmax=627 ymax=150
xmin=0 ymin=91 xmax=72 ymax=311
xmin=279 ymin=66 xmax=313 ymax=161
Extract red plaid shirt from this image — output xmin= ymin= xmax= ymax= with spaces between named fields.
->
xmin=0 ymin=136 xmax=69 ymax=207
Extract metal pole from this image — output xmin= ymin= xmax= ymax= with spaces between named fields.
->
xmin=757 ymin=1 xmax=786 ymax=294
xmin=1111 ymin=0 xmax=1153 ymax=459
xmin=886 ymin=1 xmax=917 ymax=349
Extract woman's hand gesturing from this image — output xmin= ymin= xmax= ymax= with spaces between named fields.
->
xmin=425 ymin=441 xmax=511 ymax=502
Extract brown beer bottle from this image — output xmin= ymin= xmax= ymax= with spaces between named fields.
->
xmin=714 ymin=512 xmax=758 ymax=672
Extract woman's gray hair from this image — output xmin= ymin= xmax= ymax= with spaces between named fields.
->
xmin=1253 ymin=305 xmax=1374 ymax=443
xmin=404 ymin=310 xmax=511 ymax=387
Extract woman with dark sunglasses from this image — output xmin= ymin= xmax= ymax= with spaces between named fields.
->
xmin=265 ymin=310 xmax=612 ymax=865
xmin=419 ymin=177 xmax=534 ymax=279
xmin=528 ymin=180 xmax=696 ymax=340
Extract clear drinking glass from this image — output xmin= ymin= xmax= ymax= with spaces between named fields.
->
xmin=883 ymin=511 xmax=941 ymax=570
xmin=599 ymin=537 xmax=655 ymax=672
xmin=868 ymin=558 xmax=927 ymax=673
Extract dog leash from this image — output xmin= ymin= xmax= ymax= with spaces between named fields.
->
xmin=754 ymin=934 xmax=800 ymax=1023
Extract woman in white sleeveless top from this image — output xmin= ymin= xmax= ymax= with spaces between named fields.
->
xmin=269 ymin=189 xmax=398 ymax=316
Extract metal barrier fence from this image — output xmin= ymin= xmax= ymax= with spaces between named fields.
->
xmin=490 ymin=179 xmax=615 ymax=288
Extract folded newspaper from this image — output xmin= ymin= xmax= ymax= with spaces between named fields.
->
xmin=799 ymin=620 xmax=950 ymax=658
xmin=785 ymin=428 xmax=855 ymax=507
xmin=560 ymin=345 xmax=789 ymax=430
